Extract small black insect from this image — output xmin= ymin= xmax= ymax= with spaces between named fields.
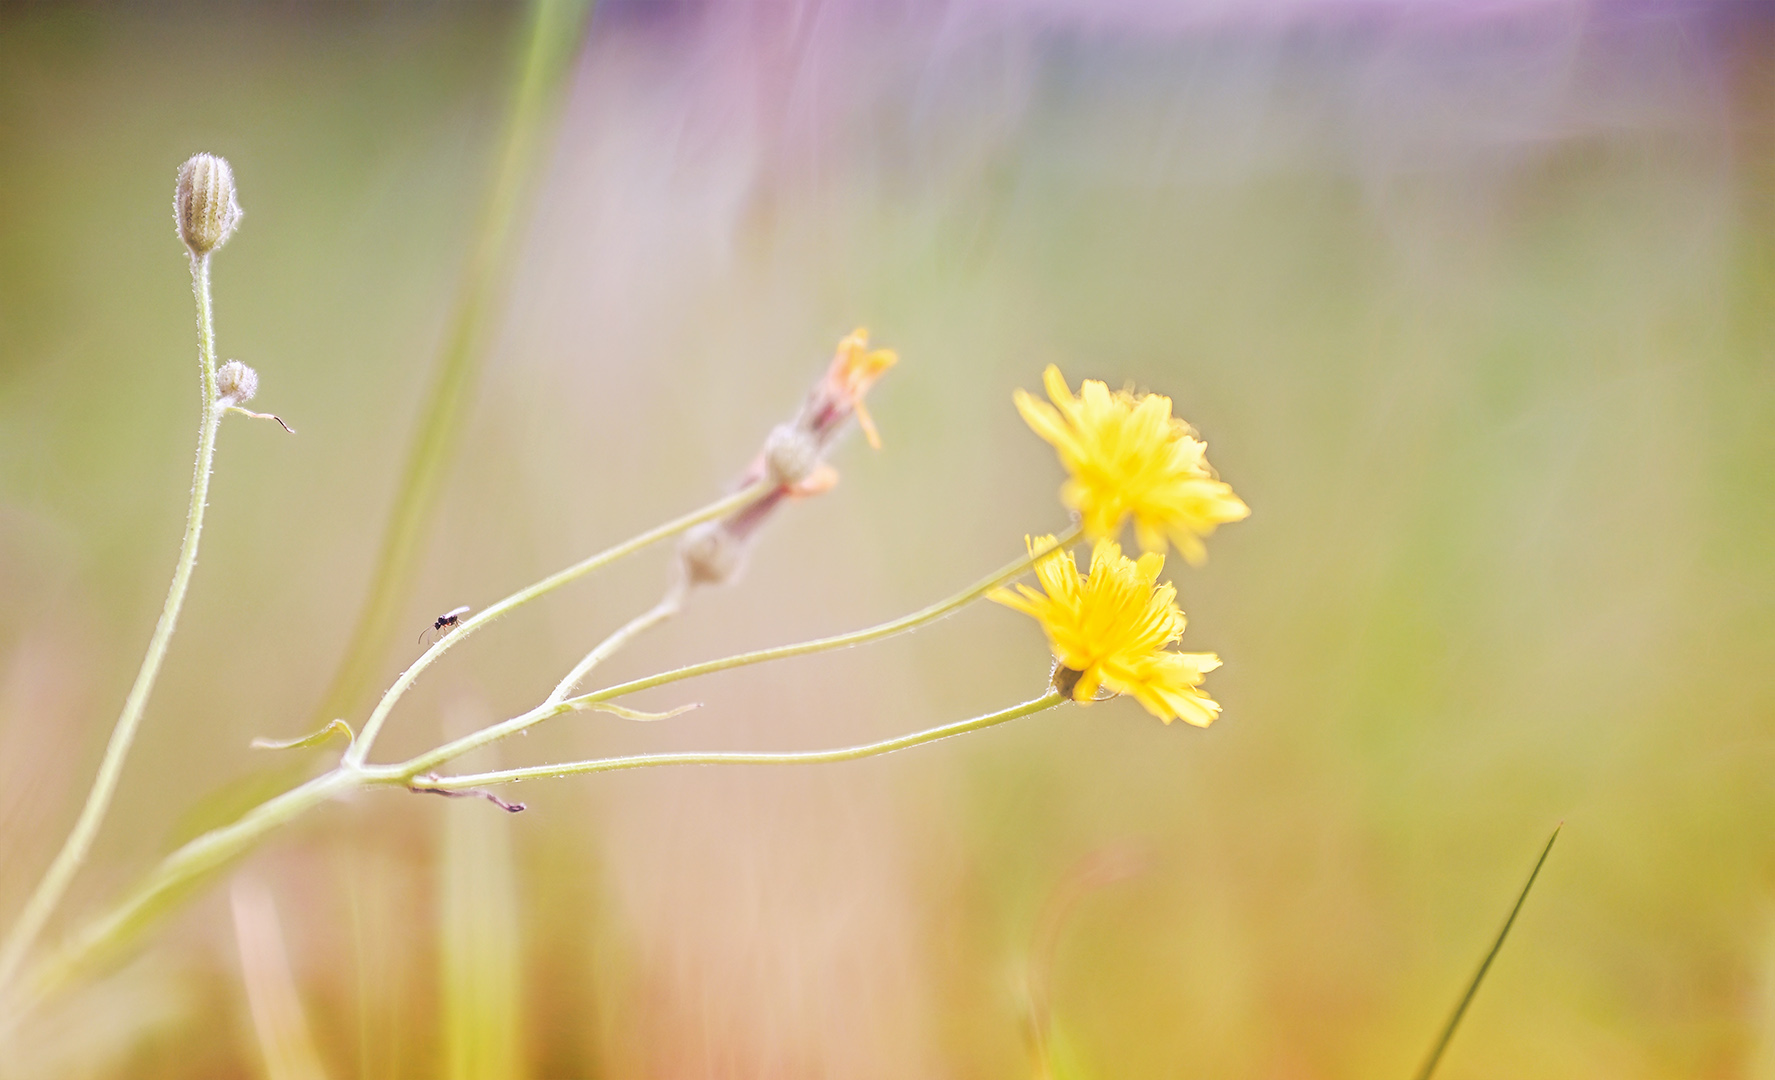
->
xmin=419 ymin=605 xmax=471 ymax=645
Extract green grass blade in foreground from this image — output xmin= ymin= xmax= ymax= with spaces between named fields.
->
xmin=1412 ymin=824 xmax=1561 ymax=1080
xmin=440 ymin=760 xmax=523 ymax=1079
xmin=311 ymin=0 xmax=594 ymax=728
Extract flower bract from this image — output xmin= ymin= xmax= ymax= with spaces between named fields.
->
xmin=992 ymin=536 xmax=1223 ymax=726
xmin=1016 ymin=365 xmax=1248 ymax=565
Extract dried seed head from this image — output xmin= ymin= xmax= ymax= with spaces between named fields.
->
xmin=174 ymin=153 xmax=242 ymax=256
xmin=216 ymin=359 xmax=258 ymax=405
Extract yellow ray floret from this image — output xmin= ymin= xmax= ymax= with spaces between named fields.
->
xmin=992 ymin=536 xmax=1223 ymax=726
xmin=1015 ymin=365 xmax=1249 ymax=565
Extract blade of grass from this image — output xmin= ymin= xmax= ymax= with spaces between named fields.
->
xmin=438 ymin=733 xmax=523 ymax=1080
xmin=231 ymin=879 xmax=330 ymax=1080
xmin=1412 ymin=824 xmax=1561 ymax=1080
xmin=310 ymin=0 xmax=594 ymax=727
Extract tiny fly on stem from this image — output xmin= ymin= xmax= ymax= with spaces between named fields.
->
xmin=418 ymin=605 xmax=471 ymax=646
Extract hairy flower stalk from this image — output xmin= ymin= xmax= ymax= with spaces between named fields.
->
xmin=0 ymin=154 xmax=247 ymax=1000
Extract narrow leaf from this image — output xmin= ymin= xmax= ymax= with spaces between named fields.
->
xmin=251 ymin=719 xmax=354 ymax=752
xmin=587 ymin=701 xmax=701 ymax=722
xmin=1413 ymin=824 xmax=1561 ymax=1080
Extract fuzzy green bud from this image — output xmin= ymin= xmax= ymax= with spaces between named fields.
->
xmin=174 ymin=153 xmax=242 ymax=256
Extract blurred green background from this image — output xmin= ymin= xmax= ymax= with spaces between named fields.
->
xmin=2 ymin=2 xmax=1773 ymax=1077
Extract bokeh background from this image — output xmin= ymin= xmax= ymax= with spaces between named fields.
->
xmin=3 ymin=1 xmax=1774 ymax=1077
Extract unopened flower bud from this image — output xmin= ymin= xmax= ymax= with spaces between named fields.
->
xmin=678 ymin=521 xmax=745 ymax=587
xmin=216 ymin=359 xmax=258 ymax=406
xmin=763 ymin=423 xmax=821 ymax=487
xmin=174 ymin=153 xmax=242 ymax=256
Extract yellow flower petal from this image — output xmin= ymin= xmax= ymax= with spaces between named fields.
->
xmin=989 ymin=536 xmax=1225 ymax=726
xmin=1016 ymin=366 xmax=1249 ymax=561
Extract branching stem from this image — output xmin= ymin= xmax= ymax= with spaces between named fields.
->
xmin=5 ymin=527 xmax=1078 ymax=1025
xmin=544 ymin=581 xmax=686 ymax=707
xmin=389 ymin=527 xmax=1082 ymax=777
xmin=345 ymin=480 xmax=773 ymax=766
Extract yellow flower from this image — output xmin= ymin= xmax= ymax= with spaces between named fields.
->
xmin=992 ymin=536 xmax=1223 ymax=726
xmin=1015 ymin=365 xmax=1249 ymax=565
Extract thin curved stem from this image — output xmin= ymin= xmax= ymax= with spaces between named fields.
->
xmin=571 ymin=527 xmax=1083 ymax=710
xmin=346 ymin=480 xmax=773 ymax=766
xmin=544 ymin=581 xmax=686 ymax=707
xmin=410 ymin=692 xmax=1066 ymax=789
xmin=0 ymin=254 xmax=225 ymax=999
xmin=392 ymin=527 xmax=1082 ymax=778
xmin=12 ymin=690 xmax=1066 ymax=1027
xmin=5 ymin=527 xmax=1080 ymax=1021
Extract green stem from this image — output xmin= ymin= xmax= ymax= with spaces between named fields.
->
xmin=410 ymin=692 xmax=1066 ymax=788
xmin=346 ymin=480 xmax=774 ymax=766
xmin=392 ymin=527 xmax=1083 ymax=777
xmin=0 ymin=254 xmax=225 ymax=999
xmin=6 ymin=531 xmax=1077 ymax=1021
xmin=311 ymin=0 xmax=594 ymax=729
xmin=544 ymin=581 xmax=685 ymax=707
xmin=15 ymin=690 xmax=1064 ymax=1026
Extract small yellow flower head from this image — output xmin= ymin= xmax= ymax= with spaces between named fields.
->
xmin=992 ymin=536 xmax=1223 ymax=726
xmin=1016 ymin=365 xmax=1249 ymax=565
